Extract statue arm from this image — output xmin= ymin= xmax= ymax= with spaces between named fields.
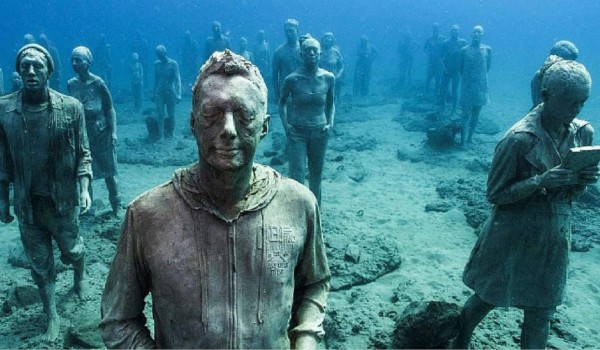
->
xmin=278 ymin=76 xmax=292 ymax=134
xmin=289 ymin=201 xmax=330 ymax=350
xmin=99 ymin=208 xmax=156 ymax=349
xmin=326 ymin=75 xmax=335 ymax=129
xmin=173 ymin=61 xmax=182 ymax=100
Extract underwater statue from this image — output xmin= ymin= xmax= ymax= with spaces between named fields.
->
xmin=279 ymin=35 xmax=335 ymax=205
xmin=204 ymin=20 xmax=231 ymax=61
xmin=438 ymin=24 xmax=467 ymax=116
xmin=455 ymin=59 xmax=598 ymax=349
xmin=458 ymin=25 xmax=492 ymax=147
xmin=353 ymin=35 xmax=378 ymax=96
xmin=530 ymin=40 xmax=579 ymax=109
xmin=0 ymin=44 xmax=93 ymax=342
xmin=272 ymin=18 xmax=302 ymax=102
xmin=99 ymin=50 xmax=330 ymax=349
xmin=319 ymin=32 xmax=344 ymax=104
xmin=68 ymin=46 xmax=121 ymax=216
xmin=150 ymin=44 xmax=181 ymax=140
xmin=423 ymin=22 xmax=446 ymax=98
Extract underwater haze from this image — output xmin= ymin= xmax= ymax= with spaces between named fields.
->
xmin=2 ymin=0 xmax=600 ymax=348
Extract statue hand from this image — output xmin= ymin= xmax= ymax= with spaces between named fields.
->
xmin=79 ymin=190 xmax=92 ymax=215
xmin=578 ymin=165 xmax=600 ymax=185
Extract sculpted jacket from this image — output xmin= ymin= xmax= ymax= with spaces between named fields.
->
xmin=0 ymin=89 xmax=92 ymax=223
xmin=463 ymin=104 xmax=592 ymax=308
xmin=99 ymin=163 xmax=331 ymax=349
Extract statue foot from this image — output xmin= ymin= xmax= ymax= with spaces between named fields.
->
xmin=45 ymin=314 xmax=60 ymax=342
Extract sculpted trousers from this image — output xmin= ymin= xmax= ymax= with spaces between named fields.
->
xmin=287 ymin=126 xmax=329 ymax=205
xmin=19 ymin=196 xmax=84 ymax=286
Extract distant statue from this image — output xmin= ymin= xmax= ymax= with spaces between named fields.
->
xmin=130 ymin=52 xmax=144 ymax=112
xmin=132 ymin=30 xmax=151 ymax=85
xmin=454 ymin=59 xmax=598 ymax=350
xmin=151 ymin=45 xmax=181 ymax=140
xmin=439 ymin=24 xmax=468 ymax=116
xmin=238 ymin=36 xmax=253 ymax=61
xmin=396 ymin=27 xmax=419 ymax=95
xmin=180 ymin=30 xmax=200 ymax=93
xmin=93 ymin=34 xmax=113 ymax=88
xmin=279 ymin=35 xmax=335 ymax=204
xmin=23 ymin=33 xmax=35 ymax=45
xmin=68 ymin=46 xmax=121 ymax=216
xmin=38 ymin=34 xmax=62 ymax=92
xmin=353 ymin=35 xmax=377 ymax=96
xmin=10 ymin=71 xmax=23 ymax=93
xmin=423 ymin=23 xmax=446 ymax=97
xmin=530 ymin=40 xmax=579 ymax=109
xmin=253 ymin=29 xmax=271 ymax=79
xmin=319 ymin=32 xmax=344 ymax=104
xmin=272 ymin=18 xmax=302 ymax=102
xmin=458 ymin=25 xmax=492 ymax=147
xmin=204 ymin=21 xmax=230 ymax=61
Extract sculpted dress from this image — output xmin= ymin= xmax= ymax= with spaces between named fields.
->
xmin=463 ymin=105 xmax=593 ymax=308
xmin=68 ymin=74 xmax=116 ymax=179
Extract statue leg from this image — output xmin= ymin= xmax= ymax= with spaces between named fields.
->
xmin=453 ymin=294 xmax=494 ymax=349
xmin=521 ymin=308 xmax=554 ymax=349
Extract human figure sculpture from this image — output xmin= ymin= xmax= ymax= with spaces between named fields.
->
xmin=396 ymin=27 xmax=420 ymax=95
xmin=279 ymin=35 xmax=335 ymax=205
xmin=531 ymin=40 xmax=579 ymax=109
xmin=38 ymin=34 xmax=62 ymax=92
xmin=458 ymin=25 xmax=492 ymax=147
xmin=23 ymin=33 xmax=35 ymax=45
xmin=204 ymin=21 xmax=231 ymax=61
xmin=99 ymin=50 xmax=331 ymax=349
xmin=454 ymin=59 xmax=598 ymax=349
xmin=439 ymin=24 xmax=467 ymax=116
xmin=238 ymin=36 xmax=253 ymax=61
xmin=423 ymin=23 xmax=446 ymax=97
xmin=130 ymin=52 xmax=144 ymax=112
xmin=272 ymin=18 xmax=302 ymax=102
xmin=93 ymin=34 xmax=113 ymax=88
xmin=151 ymin=45 xmax=181 ymax=140
xmin=67 ymin=46 xmax=121 ymax=216
xmin=319 ymin=32 xmax=344 ymax=104
xmin=0 ymin=44 xmax=92 ymax=342
xmin=132 ymin=31 xmax=150 ymax=86
xmin=253 ymin=29 xmax=271 ymax=79
xmin=10 ymin=71 xmax=23 ymax=93
xmin=180 ymin=30 xmax=200 ymax=93
xmin=353 ymin=35 xmax=377 ymax=96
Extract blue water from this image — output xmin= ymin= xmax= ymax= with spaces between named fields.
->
xmin=1 ymin=0 xmax=599 ymax=121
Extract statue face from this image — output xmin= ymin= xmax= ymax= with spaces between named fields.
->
xmin=71 ymin=54 xmax=90 ymax=75
xmin=321 ymin=35 xmax=334 ymax=48
xmin=19 ymin=50 xmax=50 ymax=92
xmin=543 ymin=84 xmax=590 ymax=125
xmin=284 ymin=25 xmax=298 ymax=42
xmin=301 ymin=39 xmax=321 ymax=66
xmin=472 ymin=26 xmax=484 ymax=42
xmin=192 ymin=75 xmax=268 ymax=171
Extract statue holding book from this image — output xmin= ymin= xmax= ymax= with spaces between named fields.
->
xmin=454 ymin=59 xmax=599 ymax=349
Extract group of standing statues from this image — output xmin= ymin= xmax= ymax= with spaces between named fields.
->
xmin=0 ymin=16 xmax=598 ymax=350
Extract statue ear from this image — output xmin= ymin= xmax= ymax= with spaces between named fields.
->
xmin=541 ymin=89 xmax=550 ymax=103
xmin=190 ymin=112 xmax=196 ymax=133
xmin=259 ymin=115 xmax=270 ymax=140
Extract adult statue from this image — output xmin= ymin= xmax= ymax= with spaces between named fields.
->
xmin=68 ymin=46 xmax=121 ymax=215
xmin=0 ymin=44 xmax=92 ymax=342
xmin=353 ymin=35 xmax=377 ymax=96
xmin=438 ymin=24 xmax=467 ymax=116
xmin=204 ymin=21 xmax=230 ymax=61
xmin=454 ymin=59 xmax=598 ymax=349
xmin=319 ymin=32 xmax=344 ymax=104
xmin=272 ymin=18 xmax=302 ymax=102
xmin=458 ymin=25 xmax=492 ymax=147
xmin=423 ymin=23 xmax=446 ymax=97
xmin=279 ymin=35 xmax=335 ymax=205
xmin=151 ymin=45 xmax=181 ymax=140
xmin=531 ymin=40 xmax=579 ymax=109
xmin=99 ymin=50 xmax=331 ymax=349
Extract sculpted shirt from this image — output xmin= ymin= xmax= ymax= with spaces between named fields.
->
xmin=100 ymin=163 xmax=331 ymax=349
xmin=463 ymin=105 xmax=593 ymax=308
xmin=0 ymin=89 xmax=92 ymax=223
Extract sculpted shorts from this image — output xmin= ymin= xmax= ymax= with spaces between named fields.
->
xmin=18 ymin=196 xmax=83 ymax=285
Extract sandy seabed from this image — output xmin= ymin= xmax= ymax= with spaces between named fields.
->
xmin=0 ymin=86 xmax=599 ymax=349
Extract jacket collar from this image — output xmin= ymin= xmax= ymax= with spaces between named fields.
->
xmin=7 ymin=88 xmax=63 ymax=114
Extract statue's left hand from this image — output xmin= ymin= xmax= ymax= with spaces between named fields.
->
xmin=79 ymin=190 xmax=92 ymax=215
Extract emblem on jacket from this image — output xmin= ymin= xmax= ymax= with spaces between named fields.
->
xmin=267 ymin=226 xmax=296 ymax=275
